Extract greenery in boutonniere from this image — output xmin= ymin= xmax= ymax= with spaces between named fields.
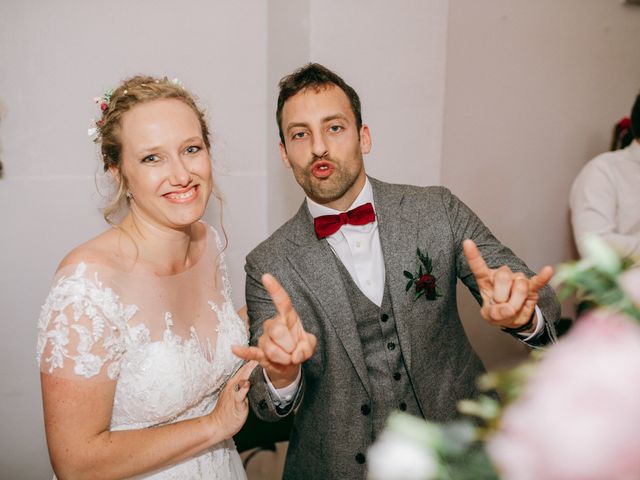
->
xmin=404 ymin=248 xmax=443 ymax=301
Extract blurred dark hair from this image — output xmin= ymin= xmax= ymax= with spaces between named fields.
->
xmin=276 ymin=63 xmax=362 ymax=144
xmin=610 ymin=117 xmax=634 ymax=151
xmin=631 ymin=92 xmax=640 ymax=140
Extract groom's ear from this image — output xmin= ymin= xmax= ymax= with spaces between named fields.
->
xmin=279 ymin=142 xmax=292 ymax=168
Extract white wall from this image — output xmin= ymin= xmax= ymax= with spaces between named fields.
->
xmin=0 ymin=1 xmax=269 ymax=477
xmin=442 ymin=0 xmax=640 ymax=367
xmin=308 ymin=0 xmax=449 ymax=188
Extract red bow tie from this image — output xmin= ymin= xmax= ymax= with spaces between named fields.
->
xmin=314 ymin=202 xmax=376 ymax=239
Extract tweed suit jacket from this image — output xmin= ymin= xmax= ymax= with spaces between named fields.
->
xmin=245 ymin=177 xmax=560 ymax=480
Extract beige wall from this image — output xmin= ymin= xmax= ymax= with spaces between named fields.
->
xmin=442 ymin=0 xmax=640 ymax=367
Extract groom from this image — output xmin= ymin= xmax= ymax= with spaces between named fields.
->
xmin=234 ymin=63 xmax=560 ymax=479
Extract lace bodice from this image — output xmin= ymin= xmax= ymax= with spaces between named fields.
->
xmin=37 ymin=224 xmax=248 ymax=479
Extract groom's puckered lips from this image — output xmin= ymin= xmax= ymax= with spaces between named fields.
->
xmin=311 ymin=160 xmax=334 ymax=179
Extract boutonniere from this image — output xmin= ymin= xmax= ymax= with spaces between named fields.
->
xmin=404 ymin=248 xmax=443 ymax=301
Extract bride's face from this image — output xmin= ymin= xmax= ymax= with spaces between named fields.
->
xmin=116 ymin=98 xmax=213 ymax=230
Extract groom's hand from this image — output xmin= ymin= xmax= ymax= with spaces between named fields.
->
xmin=462 ymin=239 xmax=553 ymax=331
xmin=232 ymin=273 xmax=317 ymax=388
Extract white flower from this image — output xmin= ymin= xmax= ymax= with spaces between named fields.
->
xmin=580 ymin=234 xmax=622 ymax=275
xmin=368 ymin=429 xmax=439 ymax=480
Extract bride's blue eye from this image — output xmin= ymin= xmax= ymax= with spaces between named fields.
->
xmin=186 ymin=146 xmax=201 ymax=154
xmin=142 ymin=154 xmax=158 ymax=163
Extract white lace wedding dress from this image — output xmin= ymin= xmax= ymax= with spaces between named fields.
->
xmin=36 ymin=224 xmax=248 ymax=479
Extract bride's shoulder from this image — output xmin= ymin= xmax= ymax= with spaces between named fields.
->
xmin=57 ymin=228 xmax=128 ymax=273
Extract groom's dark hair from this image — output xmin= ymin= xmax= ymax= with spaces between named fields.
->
xmin=276 ymin=63 xmax=362 ymax=145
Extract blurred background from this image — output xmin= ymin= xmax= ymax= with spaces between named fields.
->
xmin=1 ymin=0 xmax=639 ymax=477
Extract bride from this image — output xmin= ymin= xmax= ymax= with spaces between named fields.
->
xmin=37 ymin=76 xmax=259 ymax=479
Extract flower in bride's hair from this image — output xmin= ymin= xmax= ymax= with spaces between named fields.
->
xmin=88 ymin=88 xmax=114 ymax=139
xmin=487 ymin=311 xmax=640 ymax=480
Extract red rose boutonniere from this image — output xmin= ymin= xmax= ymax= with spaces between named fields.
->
xmin=404 ymin=248 xmax=443 ymax=301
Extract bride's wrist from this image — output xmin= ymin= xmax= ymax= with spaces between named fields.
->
xmin=206 ymin=410 xmax=228 ymax=444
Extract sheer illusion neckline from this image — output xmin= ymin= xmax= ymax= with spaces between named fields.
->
xmin=58 ymin=222 xmax=213 ymax=280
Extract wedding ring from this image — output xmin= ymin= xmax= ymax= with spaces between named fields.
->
xmin=233 ymin=383 xmax=240 ymax=392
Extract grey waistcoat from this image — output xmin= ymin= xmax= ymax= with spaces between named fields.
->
xmin=335 ymin=258 xmax=423 ymax=438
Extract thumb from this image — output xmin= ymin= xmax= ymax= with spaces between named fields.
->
xmin=530 ymin=265 xmax=553 ymax=292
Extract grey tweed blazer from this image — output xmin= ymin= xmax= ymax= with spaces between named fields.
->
xmin=245 ymin=177 xmax=559 ymax=480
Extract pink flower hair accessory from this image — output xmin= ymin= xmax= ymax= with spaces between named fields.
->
xmin=88 ymin=88 xmax=114 ymax=138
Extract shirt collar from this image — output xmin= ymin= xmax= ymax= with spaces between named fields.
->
xmin=306 ymin=177 xmax=375 ymax=219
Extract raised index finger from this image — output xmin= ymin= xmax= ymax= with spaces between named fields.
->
xmin=262 ymin=273 xmax=296 ymax=328
xmin=463 ymin=239 xmax=492 ymax=284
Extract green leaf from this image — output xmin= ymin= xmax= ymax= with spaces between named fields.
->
xmin=403 ymin=270 xmax=414 ymax=279
xmin=405 ymin=279 xmax=414 ymax=292
xmin=415 ymin=290 xmax=425 ymax=300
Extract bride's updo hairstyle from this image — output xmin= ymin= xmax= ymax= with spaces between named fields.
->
xmin=94 ymin=76 xmax=212 ymax=223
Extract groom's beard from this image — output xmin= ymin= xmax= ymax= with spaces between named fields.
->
xmin=294 ymin=153 xmax=364 ymax=206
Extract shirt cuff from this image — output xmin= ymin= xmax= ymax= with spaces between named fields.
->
xmin=264 ymin=367 xmax=301 ymax=408
xmin=516 ymin=305 xmax=545 ymax=340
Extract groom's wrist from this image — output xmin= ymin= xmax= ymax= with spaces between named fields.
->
xmin=265 ymin=365 xmax=301 ymax=389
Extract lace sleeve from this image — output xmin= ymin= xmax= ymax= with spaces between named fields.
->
xmin=36 ymin=263 xmax=138 ymax=381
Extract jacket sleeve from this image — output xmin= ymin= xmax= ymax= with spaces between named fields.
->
xmin=245 ymin=253 xmax=305 ymax=421
xmin=441 ymin=187 xmax=560 ymax=346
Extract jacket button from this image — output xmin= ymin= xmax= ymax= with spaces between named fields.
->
xmin=355 ymin=452 xmax=366 ymax=464
xmin=393 ymin=372 xmax=401 ymax=381
xmin=381 ymin=313 xmax=389 ymax=322
xmin=387 ymin=342 xmax=395 ymax=351
xmin=258 ymin=399 xmax=268 ymax=410
xmin=360 ymin=404 xmax=371 ymax=415
xmin=399 ymin=402 xmax=407 ymax=411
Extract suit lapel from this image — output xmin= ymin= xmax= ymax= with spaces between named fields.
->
xmin=372 ymin=178 xmax=418 ymax=371
xmin=286 ymin=204 xmax=372 ymax=397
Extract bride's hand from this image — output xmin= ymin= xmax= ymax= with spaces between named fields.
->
xmin=209 ymin=360 xmax=257 ymax=439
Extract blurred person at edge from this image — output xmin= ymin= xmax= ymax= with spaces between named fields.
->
xmin=571 ymin=92 xmax=640 ymax=259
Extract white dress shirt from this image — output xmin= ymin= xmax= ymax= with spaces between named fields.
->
xmin=570 ymin=140 xmax=640 ymax=258
xmin=306 ymin=179 xmax=385 ymax=305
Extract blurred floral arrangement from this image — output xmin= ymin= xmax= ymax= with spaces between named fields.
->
xmin=368 ymin=235 xmax=640 ymax=480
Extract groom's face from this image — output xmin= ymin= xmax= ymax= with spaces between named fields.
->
xmin=279 ymin=84 xmax=371 ymax=211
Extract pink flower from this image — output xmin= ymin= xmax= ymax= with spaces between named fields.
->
xmin=488 ymin=311 xmax=640 ymax=480
xmin=100 ymin=102 xmax=108 ymax=111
